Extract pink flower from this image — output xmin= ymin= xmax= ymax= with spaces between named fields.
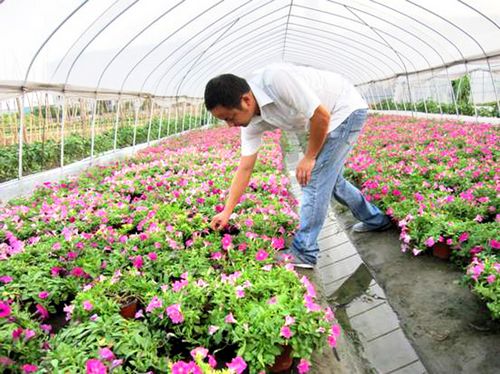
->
xmin=24 ymin=329 xmax=36 ymax=341
xmin=208 ymin=355 xmax=217 ymax=368
xmin=38 ymin=291 xmax=49 ymax=299
xmin=22 ymin=364 xmax=38 ymax=373
xmin=12 ymin=327 xmax=23 ymax=340
xmin=281 ymin=326 xmax=293 ymax=339
xmin=327 ymin=334 xmax=337 ymax=347
xmin=70 ymin=267 xmax=86 ymax=277
xmin=458 ymin=232 xmax=469 ymax=243
xmin=271 ymin=237 xmax=285 ymax=250
xmin=490 ymin=239 xmax=500 ymax=249
xmin=331 ymin=323 xmax=341 ymax=337
xmin=166 ymin=304 xmax=184 ymax=324
xmin=146 ymin=296 xmax=163 ymax=313
xmin=0 ymin=276 xmax=13 ymax=284
xmin=424 ymin=237 xmax=435 ymax=247
xmin=225 ymin=313 xmax=237 ymax=324
xmin=284 ymin=315 xmax=295 ymax=326
xmin=148 ymin=252 xmax=158 ymax=261
xmin=235 ymin=286 xmax=245 ymax=298
xmin=190 ymin=347 xmax=209 ymax=360
xmin=86 ymin=359 xmax=107 ymax=374
xmin=132 ymin=255 xmax=143 ymax=269
xmin=221 ymin=234 xmax=233 ymax=250
xmin=211 ymin=251 xmax=223 ymax=260
xmin=226 ymin=357 xmax=247 ymax=374
xmin=297 ymin=359 xmax=310 ymax=373
xmin=208 ymin=325 xmax=219 ymax=335
xmin=486 ymin=274 xmax=496 ymax=284
xmin=255 ymin=249 xmax=269 ymax=261
xmin=99 ymin=347 xmax=115 ymax=361
xmin=0 ymin=301 xmax=11 ymax=318
xmin=83 ymin=301 xmax=94 ymax=311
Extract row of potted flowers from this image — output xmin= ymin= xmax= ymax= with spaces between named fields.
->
xmin=344 ymin=114 xmax=499 ymax=318
xmin=0 ymin=126 xmax=340 ymax=372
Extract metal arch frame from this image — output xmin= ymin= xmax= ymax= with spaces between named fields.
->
xmin=284 ymin=28 xmax=396 ymax=75
xmin=457 ymin=0 xmax=500 ymax=30
xmin=161 ymin=21 xmax=289 ymax=94
xmin=167 ymin=9 xmax=427 ymax=97
xmin=282 ymin=0 xmax=294 ymax=60
xmin=182 ymin=37 xmax=377 ymax=97
xmin=174 ymin=17 xmax=241 ymax=98
xmin=64 ymin=0 xmax=141 ymax=86
xmin=287 ymin=22 xmax=405 ymax=72
xmin=148 ymin=5 xmax=290 ymax=95
xmin=95 ymin=0 xmax=187 ymax=90
xmin=24 ymin=0 xmax=90 ymax=84
xmin=140 ymin=0 xmax=283 ymax=93
xmin=178 ymin=28 xmax=382 ymax=97
xmin=166 ymin=24 xmax=289 ymax=96
xmin=118 ymin=0 xmax=227 ymax=92
xmin=51 ymin=0 xmax=123 ymax=81
xmin=405 ymin=0 xmax=500 ymax=115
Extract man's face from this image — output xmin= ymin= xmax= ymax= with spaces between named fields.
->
xmin=210 ymin=93 xmax=256 ymax=128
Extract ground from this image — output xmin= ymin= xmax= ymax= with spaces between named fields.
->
xmin=332 ymin=202 xmax=500 ymax=374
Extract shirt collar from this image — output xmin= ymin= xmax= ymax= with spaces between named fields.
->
xmin=248 ymin=80 xmax=273 ymax=108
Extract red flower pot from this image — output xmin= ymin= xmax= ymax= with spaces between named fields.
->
xmin=268 ymin=345 xmax=293 ymax=373
xmin=120 ymin=300 xmax=138 ymax=319
xmin=433 ymin=242 xmax=452 ymax=260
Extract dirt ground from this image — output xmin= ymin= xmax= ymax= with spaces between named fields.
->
xmin=332 ymin=202 xmax=500 ymax=374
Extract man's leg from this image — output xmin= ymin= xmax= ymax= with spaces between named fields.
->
xmin=289 ymin=110 xmax=368 ymax=264
xmin=333 ymin=174 xmax=389 ymax=228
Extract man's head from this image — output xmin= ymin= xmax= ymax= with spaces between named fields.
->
xmin=204 ymin=74 xmax=259 ymax=127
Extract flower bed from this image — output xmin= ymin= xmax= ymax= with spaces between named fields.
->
xmin=345 ymin=114 xmax=499 ymax=318
xmin=0 ymin=127 xmax=339 ymax=373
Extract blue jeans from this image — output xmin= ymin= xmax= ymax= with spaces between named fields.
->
xmin=290 ymin=109 xmax=389 ymax=264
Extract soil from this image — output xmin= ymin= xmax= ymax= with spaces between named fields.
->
xmin=331 ymin=202 xmax=500 ymax=374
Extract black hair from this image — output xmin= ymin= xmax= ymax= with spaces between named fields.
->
xmin=204 ymin=74 xmax=250 ymax=110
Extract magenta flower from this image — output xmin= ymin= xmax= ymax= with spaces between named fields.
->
xmin=226 ymin=357 xmax=247 ymax=374
xmin=0 ymin=276 xmax=13 ymax=284
xmin=38 ymin=291 xmax=49 ymax=299
xmin=0 ymin=301 xmax=11 ymax=318
xmin=86 ymin=359 xmax=107 ymax=374
xmin=148 ymin=252 xmax=158 ymax=261
xmin=166 ymin=304 xmax=184 ymax=324
xmin=424 ymin=237 xmax=435 ymax=247
xmin=132 ymin=255 xmax=143 ymax=269
xmin=24 ymin=329 xmax=36 ymax=341
xmin=221 ymin=234 xmax=232 ymax=250
xmin=255 ymin=249 xmax=269 ymax=261
xmin=490 ymin=239 xmax=500 ymax=249
xmin=281 ymin=326 xmax=293 ymax=339
xmin=12 ymin=327 xmax=23 ymax=340
xmin=21 ymin=364 xmax=38 ymax=373
xmin=331 ymin=323 xmax=341 ymax=337
xmin=487 ymin=275 xmax=496 ymax=284
xmin=458 ymin=232 xmax=469 ymax=243
xmin=297 ymin=359 xmax=310 ymax=373
xmin=211 ymin=251 xmax=223 ymax=260
xmin=271 ymin=237 xmax=285 ymax=250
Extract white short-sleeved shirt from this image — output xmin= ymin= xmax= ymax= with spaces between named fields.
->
xmin=240 ymin=63 xmax=368 ymax=156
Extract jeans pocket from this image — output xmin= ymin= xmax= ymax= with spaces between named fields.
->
xmin=343 ymin=110 xmax=367 ymax=146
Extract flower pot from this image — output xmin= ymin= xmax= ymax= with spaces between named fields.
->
xmin=120 ymin=300 xmax=138 ymax=319
xmin=268 ymin=345 xmax=293 ymax=373
xmin=432 ymin=242 xmax=452 ymax=260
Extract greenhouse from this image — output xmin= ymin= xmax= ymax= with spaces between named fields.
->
xmin=0 ymin=0 xmax=498 ymax=373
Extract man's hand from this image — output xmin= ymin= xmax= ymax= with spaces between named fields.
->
xmin=296 ymin=156 xmax=316 ymax=187
xmin=210 ymin=211 xmax=231 ymax=231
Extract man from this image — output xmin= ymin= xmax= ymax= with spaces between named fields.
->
xmin=204 ymin=63 xmax=391 ymax=268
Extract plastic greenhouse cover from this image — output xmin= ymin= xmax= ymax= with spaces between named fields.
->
xmin=0 ymin=0 xmax=499 ymax=98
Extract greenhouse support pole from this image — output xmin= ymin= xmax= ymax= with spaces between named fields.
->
xmin=189 ymin=100 xmax=193 ymax=130
xmin=60 ymin=95 xmax=66 ymax=168
xmin=167 ymin=107 xmax=171 ymax=137
xmin=431 ymin=75 xmax=443 ymax=115
xmin=373 ymin=84 xmax=385 ymax=111
xmin=366 ymin=85 xmax=378 ymax=111
xmin=204 ymin=105 xmax=209 ymax=127
xmin=16 ymin=95 xmax=25 ymax=179
xmin=132 ymin=100 xmax=139 ymax=148
xmin=416 ymin=72 xmax=428 ymax=114
xmin=90 ymin=97 xmax=97 ymax=161
xmin=198 ymin=102 xmax=203 ymax=127
xmin=370 ymin=84 xmax=381 ymax=111
xmin=157 ymin=108 xmax=164 ymax=140
xmin=113 ymin=99 xmax=121 ymax=152
xmin=464 ymin=61 xmax=479 ymax=120
xmin=181 ymin=101 xmax=187 ymax=133
xmin=147 ymin=99 xmax=154 ymax=145
xmin=485 ymin=57 xmax=500 ymax=117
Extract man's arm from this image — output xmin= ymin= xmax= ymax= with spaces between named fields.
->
xmin=210 ymin=152 xmax=258 ymax=230
xmin=296 ymin=104 xmax=330 ymax=186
